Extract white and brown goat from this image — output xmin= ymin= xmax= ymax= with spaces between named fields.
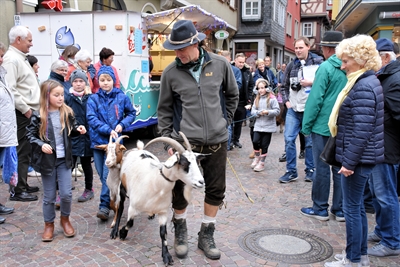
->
xmin=98 ymin=132 xmax=206 ymax=265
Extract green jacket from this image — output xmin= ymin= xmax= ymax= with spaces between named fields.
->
xmin=302 ymin=54 xmax=347 ymax=136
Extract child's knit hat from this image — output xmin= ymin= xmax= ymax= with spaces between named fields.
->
xmin=70 ymin=69 xmax=88 ymax=85
xmin=98 ymin=65 xmax=116 ymax=84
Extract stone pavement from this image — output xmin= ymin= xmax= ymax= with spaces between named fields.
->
xmin=1 ymin=126 xmax=399 ymax=267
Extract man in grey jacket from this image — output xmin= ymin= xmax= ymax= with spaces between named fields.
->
xmin=3 ymin=26 xmax=40 ymax=202
xmin=158 ymin=20 xmax=238 ymax=260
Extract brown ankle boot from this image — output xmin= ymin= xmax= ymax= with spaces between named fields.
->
xmin=42 ymin=222 xmax=54 ymax=242
xmin=60 ymin=215 xmax=75 ymax=237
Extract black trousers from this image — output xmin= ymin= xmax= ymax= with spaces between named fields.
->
xmin=72 ymin=156 xmax=94 ymax=190
xmin=172 ymin=142 xmax=227 ymax=209
xmin=15 ymin=110 xmax=31 ymax=194
xmin=233 ymin=105 xmax=247 ymax=143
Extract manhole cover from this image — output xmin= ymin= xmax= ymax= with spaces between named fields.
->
xmin=238 ymin=228 xmax=333 ymax=264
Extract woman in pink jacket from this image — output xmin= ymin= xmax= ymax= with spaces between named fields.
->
xmin=92 ymin=47 xmax=120 ymax=93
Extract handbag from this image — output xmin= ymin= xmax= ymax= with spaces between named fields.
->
xmin=320 ymin=136 xmax=341 ymax=167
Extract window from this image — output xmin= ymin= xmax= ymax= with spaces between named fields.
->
xmin=302 ymin=22 xmax=313 ymax=37
xmin=286 ymin=13 xmax=292 ymax=36
xmin=274 ymin=1 xmax=285 ymax=26
xmin=242 ymin=0 xmax=261 ymax=20
xmin=295 ymin=20 xmax=299 ymax=39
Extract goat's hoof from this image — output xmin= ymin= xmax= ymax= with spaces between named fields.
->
xmin=110 ymin=228 xmax=118 ymax=239
xmin=119 ymin=228 xmax=128 ymax=240
xmin=148 ymin=214 xmax=155 ymax=220
xmin=162 ymin=253 xmax=173 ymax=266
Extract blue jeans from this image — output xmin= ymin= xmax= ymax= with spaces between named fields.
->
xmin=369 ymin=163 xmax=400 ymax=250
xmin=311 ymin=133 xmax=342 ymax=213
xmin=93 ymin=149 xmax=110 ymax=210
xmin=284 ymin=108 xmax=313 ymax=172
xmin=227 ymin=124 xmax=232 ymax=149
xmin=342 ymin=164 xmax=375 ymax=262
xmin=42 ymin=158 xmax=72 ymax=221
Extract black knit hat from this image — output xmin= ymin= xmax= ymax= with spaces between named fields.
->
xmin=163 ymin=20 xmax=206 ymax=50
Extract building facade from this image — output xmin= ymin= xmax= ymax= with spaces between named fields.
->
xmin=333 ymin=0 xmax=400 ymax=44
xmin=233 ymin=0 xmax=287 ymax=71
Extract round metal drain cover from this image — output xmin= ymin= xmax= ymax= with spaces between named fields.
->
xmin=238 ymin=228 xmax=333 ymax=264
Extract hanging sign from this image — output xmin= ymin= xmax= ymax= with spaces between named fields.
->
xmin=215 ymin=30 xmax=229 ymax=40
xmin=42 ymin=0 xmax=63 ymax=12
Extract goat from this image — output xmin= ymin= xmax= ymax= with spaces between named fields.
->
xmin=95 ymin=135 xmax=129 ymax=232
xmin=99 ymin=132 xmax=206 ymax=265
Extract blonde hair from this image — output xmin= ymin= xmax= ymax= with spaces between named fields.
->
xmin=254 ymin=79 xmax=271 ymax=108
xmin=255 ymin=58 xmax=265 ymax=67
xmin=39 ymin=80 xmax=74 ymax=140
xmin=336 ymin=34 xmax=382 ymax=72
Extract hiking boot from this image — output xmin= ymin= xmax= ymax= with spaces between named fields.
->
xmin=78 ymin=189 xmax=94 ymax=202
xmin=367 ymin=232 xmax=381 ymax=242
xmin=198 ymin=223 xmax=221 ymax=260
xmin=334 ymin=251 xmax=369 ymax=266
xmin=305 ymin=169 xmax=315 ymax=182
xmin=173 ymin=218 xmax=188 ymax=258
xmin=300 ymin=207 xmax=329 ymax=221
xmin=253 ymin=161 xmax=265 ymax=172
xmin=55 ymin=194 xmax=60 ymax=210
xmin=97 ymin=207 xmax=110 ymax=221
xmin=367 ymin=243 xmax=400 ymax=257
xmin=250 ymin=156 xmax=260 ymax=169
xmin=299 ymin=150 xmax=305 ymax=159
xmin=279 ymin=153 xmax=286 ymax=162
xmin=279 ymin=170 xmax=298 ymax=183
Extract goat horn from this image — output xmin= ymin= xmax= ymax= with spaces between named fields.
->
xmin=145 ymin=137 xmax=185 ymax=154
xmin=178 ymin=131 xmax=192 ymax=152
xmin=109 ymin=135 xmax=113 ymax=144
xmin=116 ymin=135 xmax=129 ymax=145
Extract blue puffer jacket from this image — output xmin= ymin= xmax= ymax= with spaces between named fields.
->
xmin=65 ymin=92 xmax=93 ymax=157
xmin=335 ymin=70 xmax=384 ymax=170
xmin=86 ymin=88 xmax=136 ymax=149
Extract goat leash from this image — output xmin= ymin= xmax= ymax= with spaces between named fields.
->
xmin=226 ymin=157 xmax=254 ymax=203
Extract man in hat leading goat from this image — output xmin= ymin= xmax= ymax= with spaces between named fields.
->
xmin=300 ymin=31 xmax=347 ymax=221
xmin=158 ymin=20 xmax=239 ymax=260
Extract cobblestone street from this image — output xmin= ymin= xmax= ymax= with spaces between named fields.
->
xmin=1 ymin=126 xmax=399 ymax=267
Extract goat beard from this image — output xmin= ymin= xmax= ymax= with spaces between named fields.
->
xmin=183 ymin=185 xmax=192 ymax=204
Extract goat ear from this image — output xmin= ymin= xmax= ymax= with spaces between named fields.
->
xmin=120 ymin=145 xmax=127 ymax=151
xmin=95 ymin=144 xmax=108 ymax=151
xmin=164 ymin=153 xmax=179 ymax=169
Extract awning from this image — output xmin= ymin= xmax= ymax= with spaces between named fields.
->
xmin=143 ymin=5 xmax=236 ymax=35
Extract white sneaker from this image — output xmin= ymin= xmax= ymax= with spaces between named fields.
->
xmin=27 ymin=170 xmax=41 ymax=177
xmin=325 ymin=257 xmax=364 ymax=267
xmin=334 ymin=250 xmax=370 ymax=267
xmin=72 ymin=168 xmax=83 ymax=177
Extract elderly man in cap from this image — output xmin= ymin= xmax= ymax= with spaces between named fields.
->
xmin=158 ymin=20 xmax=238 ymax=260
xmin=300 ymin=31 xmax=347 ymax=221
xmin=366 ymin=38 xmax=400 ymax=257
xmin=3 ymin=25 xmax=40 ymax=202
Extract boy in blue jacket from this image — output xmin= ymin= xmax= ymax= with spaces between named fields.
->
xmin=86 ymin=65 xmax=135 ymax=220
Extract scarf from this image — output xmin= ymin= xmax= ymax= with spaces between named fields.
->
xmin=175 ymin=47 xmax=204 ymax=72
xmin=328 ymin=68 xmax=366 ymax=136
xmin=69 ymin=87 xmax=85 ymax=97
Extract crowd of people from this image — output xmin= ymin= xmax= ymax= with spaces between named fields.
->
xmin=1 ymin=21 xmax=400 ymax=266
